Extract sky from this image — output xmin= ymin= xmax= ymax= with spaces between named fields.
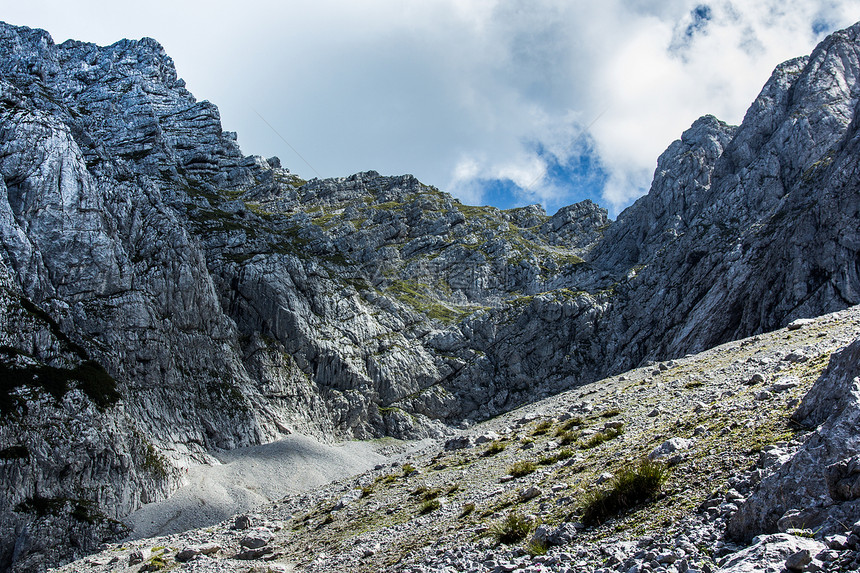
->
xmin=3 ymin=1 xmax=860 ymax=216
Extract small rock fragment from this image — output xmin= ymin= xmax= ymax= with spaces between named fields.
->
xmin=232 ymin=514 xmax=252 ymax=530
xmin=787 ymin=318 xmax=815 ymax=330
xmin=128 ymin=550 xmax=147 ymax=566
xmin=235 ymin=546 xmax=274 ymax=560
xmin=444 ymin=436 xmax=474 ymax=450
xmin=175 ymin=547 xmax=200 ymax=563
xmin=785 ymin=549 xmax=812 ymax=571
xmin=746 ymin=372 xmax=766 ymax=385
xmin=649 ymin=438 xmax=692 ymax=460
xmin=240 ymin=529 xmax=273 ymax=549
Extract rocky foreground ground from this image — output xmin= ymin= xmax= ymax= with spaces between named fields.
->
xmin=51 ymin=305 xmax=860 ymax=572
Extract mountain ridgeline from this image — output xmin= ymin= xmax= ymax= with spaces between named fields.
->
xmin=0 ymin=20 xmax=858 ymax=572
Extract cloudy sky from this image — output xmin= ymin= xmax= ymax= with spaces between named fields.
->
xmin=4 ymin=1 xmax=860 ymax=215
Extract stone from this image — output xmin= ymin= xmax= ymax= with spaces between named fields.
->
xmin=174 ymin=547 xmax=200 ymax=563
xmin=825 ymin=534 xmax=849 ymax=550
xmin=746 ymin=373 xmax=766 ymax=385
xmin=730 ymin=340 xmax=860 ymax=540
xmin=788 ymin=318 xmax=816 ymax=331
xmin=235 ymin=547 xmax=274 ymax=560
xmin=770 ymin=377 xmax=800 ymax=393
xmin=475 ymin=432 xmax=500 ymax=445
xmin=240 ymin=529 xmax=273 ymax=549
xmin=233 ymin=515 xmax=253 ymax=530
xmin=128 ymin=550 xmax=147 ymax=565
xmin=714 ymin=534 xmax=824 ymax=573
xmin=825 ymin=456 xmax=860 ymax=500
xmin=444 ymin=436 xmax=474 ymax=451
xmin=785 ymin=549 xmax=813 ymax=571
xmin=649 ymin=438 xmax=693 ymax=460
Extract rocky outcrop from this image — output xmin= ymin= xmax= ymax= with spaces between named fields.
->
xmin=729 ymin=337 xmax=860 ymax=541
xmin=1 ymin=18 xmax=860 ymax=572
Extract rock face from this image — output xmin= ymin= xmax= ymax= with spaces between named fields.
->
xmin=0 ymin=19 xmax=859 ymax=572
xmin=729 ymin=337 xmax=860 ymax=541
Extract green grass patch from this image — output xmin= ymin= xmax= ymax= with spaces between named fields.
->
xmin=459 ymin=503 xmax=475 ymax=519
xmin=582 ymin=427 xmax=623 ymax=449
xmin=419 ymin=499 xmax=441 ymax=515
xmin=0 ymin=445 xmax=29 ymax=460
xmin=0 ymin=359 xmax=120 ymax=416
xmin=411 ymin=485 xmax=442 ymax=501
xmin=526 ymin=539 xmax=549 ymax=556
xmin=558 ymin=430 xmax=582 ymax=446
xmin=581 ymin=459 xmax=668 ymax=526
xmin=508 ymin=461 xmax=537 ymax=478
xmin=531 ymin=419 xmax=553 ymax=436
xmin=15 ymin=496 xmax=103 ymax=524
xmin=556 ymin=447 xmax=574 ymax=461
xmin=483 ymin=441 xmax=506 ymax=457
xmin=555 ymin=418 xmax=583 ymax=435
xmin=491 ymin=512 xmax=531 ymax=544
xmin=386 ymin=279 xmax=469 ymax=324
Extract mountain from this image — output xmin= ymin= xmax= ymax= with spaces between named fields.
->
xmin=0 ymin=19 xmax=858 ymax=572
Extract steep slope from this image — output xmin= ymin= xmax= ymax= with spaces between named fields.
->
xmin=0 ymin=19 xmax=860 ymax=572
xmin=50 ymin=306 xmax=860 ymax=573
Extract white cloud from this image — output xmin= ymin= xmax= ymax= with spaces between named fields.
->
xmin=2 ymin=0 xmax=860 ymax=215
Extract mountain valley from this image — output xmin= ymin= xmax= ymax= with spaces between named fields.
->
xmin=0 ymin=18 xmax=858 ymax=573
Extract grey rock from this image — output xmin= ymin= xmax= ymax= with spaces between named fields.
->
xmin=787 ymin=319 xmax=816 ymax=331
xmin=730 ymin=339 xmax=860 ymax=540
xmin=715 ymin=534 xmax=824 ymax=573
xmin=649 ymin=438 xmax=693 ymax=460
xmin=825 ymin=455 xmax=860 ymax=501
xmin=475 ymin=432 xmax=500 ymax=445
xmin=128 ymin=550 xmax=147 ymax=565
xmin=240 ymin=529 xmax=273 ymax=549
xmin=444 ymin=436 xmax=474 ymax=451
xmin=770 ymin=377 xmax=800 ymax=393
xmin=784 ymin=549 xmax=813 ymax=571
xmin=746 ymin=373 xmax=766 ymax=386
xmin=235 ymin=546 xmax=274 ymax=560
xmin=174 ymin=547 xmax=200 ymax=562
